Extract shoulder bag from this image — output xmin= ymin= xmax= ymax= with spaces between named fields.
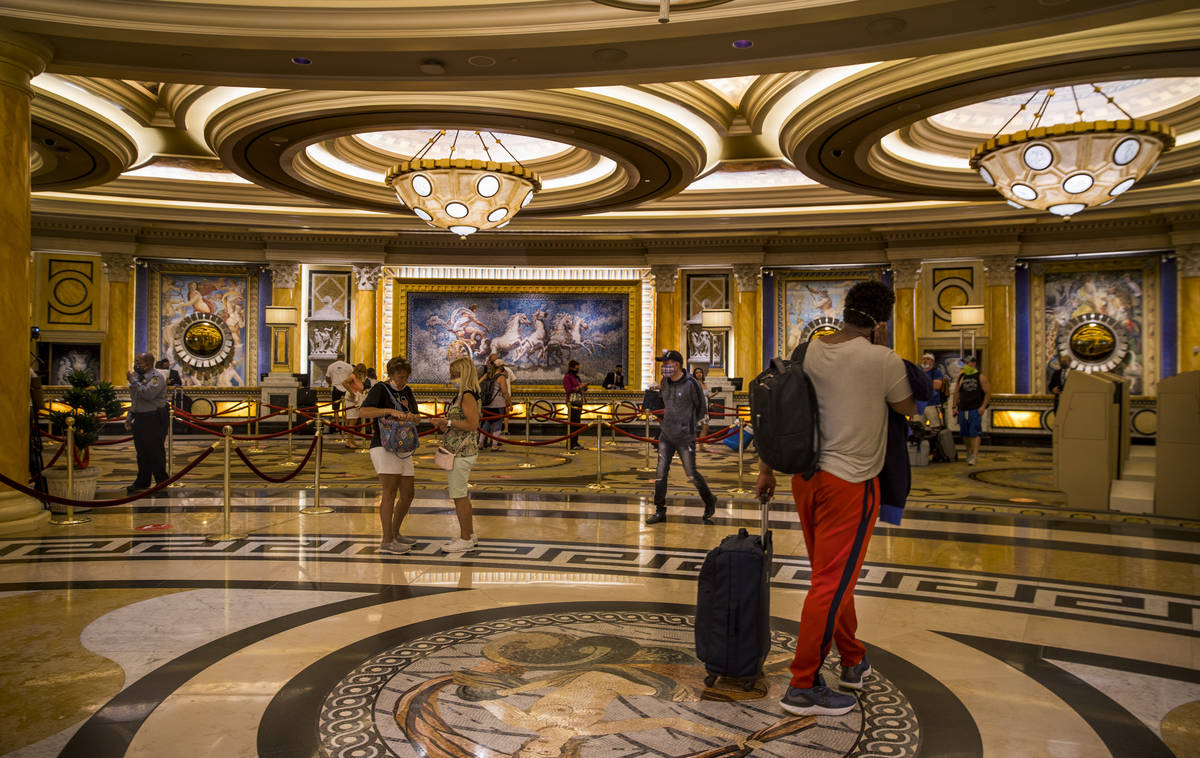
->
xmin=377 ymin=385 xmax=418 ymax=455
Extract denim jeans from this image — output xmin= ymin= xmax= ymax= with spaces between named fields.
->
xmin=654 ymin=436 xmax=715 ymax=510
xmin=481 ymin=412 xmax=504 ymax=446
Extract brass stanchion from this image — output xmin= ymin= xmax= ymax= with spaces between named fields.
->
xmin=206 ymin=425 xmax=246 ymax=541
xmin=49 ymin=417 xmax=89 ymax=526
xmin=728 ymin=418 xmax=751 ymax=494
xmin=167 ymin=407 xmax=186 ymax=488
xmin=246 ymin=397 xmax=263 ymax=453
xmin=587 ymin=421 xmax=610 ymax=490
xmin=517 ymin=401 xmax=536 ymax=469
xmin=637 ymin=406 xmax=656 ymax=473
xmin=279 ymin=403 xmax=299 ymax=467
xmin=301 ymin=417 xmax=333 ymax=514
xmin=603 ymin=403 xmax=619 ymax=447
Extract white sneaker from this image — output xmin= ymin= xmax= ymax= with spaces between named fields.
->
xmin=967 ymin=455 xmax=977 ymax=466
xmin=442 ymin=534 xmax=479 ymax=553
xmin=379 ymin=540 xmax=411 ymax=555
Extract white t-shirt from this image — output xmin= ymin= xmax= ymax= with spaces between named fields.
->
xmin=804 ymin=337 xmax=911 ymax=483
xmin=326 ymin=360 xmax=354 ymax=389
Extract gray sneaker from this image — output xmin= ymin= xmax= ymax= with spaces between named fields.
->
xmin=394 ymin=535 xmax=417 ymax=545
xmin=780 ymin=675 xmax=857 ymax=716
xmin=839 ymin=659 xmax=872 ymax=690
xmin=379 ymin=541 xmax=411 ymax=555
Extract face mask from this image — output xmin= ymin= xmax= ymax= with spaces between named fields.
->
xmin=661 ymin=365 xmax=676 ymax=377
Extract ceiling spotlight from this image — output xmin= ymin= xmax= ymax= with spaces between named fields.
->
xmin=290 ymin=57 xmax=312 ymax=65
xmin=732 ymin=39 xmax=754 ymax=49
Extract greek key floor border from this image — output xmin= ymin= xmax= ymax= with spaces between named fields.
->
xmin=2 ymin=533 xmax=1196 ymax=638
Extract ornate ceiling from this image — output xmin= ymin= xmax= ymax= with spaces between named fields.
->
xmin=8 ymin=0 xmax=1200 ymax=252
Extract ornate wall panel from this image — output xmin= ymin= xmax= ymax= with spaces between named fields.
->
xmin=684 ymin=272 xmax=730 ymax=371
xmin=394 ymin=281 xmax=640 ymax=388
xmin=1030 ymin=257 xmax=1158 ymax=395
xmin=771 ymin=269 xmax=881 ymax=358
xmin=923 ymin=262 xmax=984 ymax=337
xmin=148 ymin=263 xmax=258 ymax=387
xmin=35 ymin=252 xmax=101 ymax=333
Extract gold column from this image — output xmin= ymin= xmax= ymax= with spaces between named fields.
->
xmin=651 ymin=264 xmax=680 ymax=356
xmin=732 ymin=264 xmax=761 ymax=380
xmin=984 ymin=255 xmax=1017 ymax=393
xmin=351 ymin=264 xmax=380 ymax=369
xmin=890 ymin=260 xmax=921 ymax=362
xmin=1181 ymin=249 xmax=1200 ymax=374
xmin=268 ymin=263 xmax=301 ymax=372
xmin=0 ymin=30 xmax=51 ymax=534
xmin=101 ymin=253 xmax=135 ymax=382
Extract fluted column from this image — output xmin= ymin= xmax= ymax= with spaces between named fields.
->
xmin=984 ymin=255 xmax=1017 ymax=393
xmin=890 ymin=260 xmax=921 ymax=362
xmin=732 ymin=264 xmax=761 ymax=380
xmin=351 ymin=264 xmax=381 ymax=370
xmin=101 ymin=253 xmax=136 ymax=382
xmin=1180 ymin=248 xmax=1200 ymax=374
xmin=651 ymin=264 xmax=680 ymax=357
xmin=0 ymin=29 xmax=51 ymax=534
xmin=268 ymin=263 xmax=301 ymax=372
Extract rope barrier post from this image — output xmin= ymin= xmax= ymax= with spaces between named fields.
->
xmin=728 ymin=417 xmax=751 ymax=494
xmin=301 ymin=417 xmax=333 ymax=514
xmin=247 ymin=397 xmax=263 ymax=453
xmin=168 ymin=407 xmax=186 ymax=488
xmin=636 ymin=405 xmax=656 ymax=473
xmin=517 ymin=401 xmax=535 ymax=469
xmin=49 ymin=417 xmax=89 ymax=526
xmin=603 ymin=403 xmax=618 ymax=447
xmin=587 ymin=422 xmax=610 ymax=490
xmin=280 ymin=403 xmax=298 ymax=467
xmin=206 ymin=425 xmax=246 ymax=541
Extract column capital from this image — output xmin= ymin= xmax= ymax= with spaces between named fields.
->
xmin=0 ymin=30 xmax=51 ymax=97
xmin=649 ymin=264 xmax=677 ymax=293
xmin=984 ymin=255 xmax=1018 ymax=287
xmin=889 ymin=260 xmax=922 ymax=289
xmin=100 ymin=252 xmax=135 ymax=283
xmin=732 ymin=264 xmax=762 ymax=292
xmin=1177 ymin=247 xmax=1200 ymax=277
xmin=352 ymin=263 xmax=382 ymax=291
xmin=268 ymin=262 xmax=300 ymax=290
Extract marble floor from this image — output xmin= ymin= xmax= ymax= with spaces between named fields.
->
xmin=3 ymin=446 xmax=1198 ymax=757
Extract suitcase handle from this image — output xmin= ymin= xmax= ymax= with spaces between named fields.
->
xmin=759 ymin=493 xmax=770 ymax=540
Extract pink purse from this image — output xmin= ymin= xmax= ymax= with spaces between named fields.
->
xmin=434 ymin=446 xmax=455 ymax=470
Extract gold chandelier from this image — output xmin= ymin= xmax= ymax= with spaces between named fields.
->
xmin=969 ymin=85 xmax=1174 ymax=218
xmin=384 ymin=130 xmax=541 ymax=237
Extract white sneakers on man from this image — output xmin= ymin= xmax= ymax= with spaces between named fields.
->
xmin=442 ymin=534 xmax=479 ymax=553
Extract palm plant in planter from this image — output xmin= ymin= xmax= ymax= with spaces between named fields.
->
xmin=44 ymin=369 xmax=124 ymax=504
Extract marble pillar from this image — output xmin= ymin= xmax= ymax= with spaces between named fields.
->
xmin=732 ymin=264 xmax=761 ymax=380
xmin=101 ymin=253 xmax=136 ymax=383
xmin=351 ymin=264 xmax=381 ymax=370
xmin=268 ymin=263 xmax=301 ymax=372
xmin=984 ymin=255 xmax=1017 ymax=393
xmin=0 ymin=30 xmax=51 ymax=534
xmin=891 ymin=260 xmax=921 ymax=362
xmin=1180 ymin=249 xmax=1200 ymax=374
xmin=651 ymin=265 xmax=680 ymax=358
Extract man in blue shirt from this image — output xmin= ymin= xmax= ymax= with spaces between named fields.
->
xmin=916 ymin=353 xmax=945 ymax=426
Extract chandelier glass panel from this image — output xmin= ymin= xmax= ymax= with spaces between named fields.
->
xmin=385 ymin=130 xmax=541 ymax=237
xmin=969 ymin=85 xmax=1174 ymax=217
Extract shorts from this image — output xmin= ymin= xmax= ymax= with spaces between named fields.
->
xmin=370 ymin=446 xmax=414 ymax=476
xmin=958 ymin=408 xmax=982 ymax=438
xmin=448 ymin=453 xmax=477 ymax=498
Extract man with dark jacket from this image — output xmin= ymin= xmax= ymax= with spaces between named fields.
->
xmin=645 ymin=350 xmax=717 ymax=525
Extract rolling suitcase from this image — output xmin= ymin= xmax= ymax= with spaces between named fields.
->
xmin=695 ymin=494 xmax=772 ymax=690
xmin=935 ymin=428 xmax=956 ymax=462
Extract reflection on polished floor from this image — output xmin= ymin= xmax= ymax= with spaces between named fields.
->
xmin=2 ymin=455 xmax=1198 ymax=757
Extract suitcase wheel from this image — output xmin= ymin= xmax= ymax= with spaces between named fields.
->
xmin=704 ymin=674 xmax=718 ymax=687
xmin=740 ymin=677 xmax=757 ymax=691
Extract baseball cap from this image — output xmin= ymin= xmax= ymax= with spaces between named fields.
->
xmin=656 ymin=349 xmax=684 ymax=364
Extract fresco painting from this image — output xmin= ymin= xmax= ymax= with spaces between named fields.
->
xmin=781 ymin=277 xmax=862 ymax=355
xmin=159 ymin=274 xmax=249 ymax=386
xmin=406 ymin=291 xmax=630 ymax=385
xmin=1042 ymin=268 xmax=1145 ymax=393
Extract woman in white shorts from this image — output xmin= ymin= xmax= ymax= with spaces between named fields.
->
xmin=430 ymin=355 xmax=481 ymax=553
xmin=357 ymin=356 xmax=421 ymax=554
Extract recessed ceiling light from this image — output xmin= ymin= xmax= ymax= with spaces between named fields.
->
xmin=419 ymin=60 xmax=447 ymax=75
xmin=732 ymin=40 xmax=753 ymax=49
xmin=291 ymin=57 xmax=312 ymax=65
xmin=468 ymin=55 xmax=496 ymax=68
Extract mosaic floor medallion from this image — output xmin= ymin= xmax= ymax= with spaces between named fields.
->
xmin=319 ymin=610 xmax=919 ymax=758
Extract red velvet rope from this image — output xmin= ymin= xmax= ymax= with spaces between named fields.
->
xmin=233 ymin=436 xmax=320 ymax=483
xmin=175 ymin=415 xmax=312 ymax=441
xmin=0 ymin=442 xmax=219 ymax=507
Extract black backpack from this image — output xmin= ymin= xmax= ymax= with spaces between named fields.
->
xmin=479 ymin=373 xmax=497 ymax=406
xmin=748 ymin=341 xmax=821 ymax=478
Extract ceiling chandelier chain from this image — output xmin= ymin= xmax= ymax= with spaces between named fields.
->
xmin=385 ymin=128 xmax=541 ymax=238
xmin=970 ymin=82 xmax=1175 ymax=219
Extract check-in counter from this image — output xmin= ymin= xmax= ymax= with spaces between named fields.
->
xmin=1155 ymin=371 xmax=1200 ymax=518
xmin=1054 ymin=371 xmax=1129 ymax=510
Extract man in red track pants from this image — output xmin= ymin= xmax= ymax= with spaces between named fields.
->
xmin=757 ymin=280 xmax=916 ymax=717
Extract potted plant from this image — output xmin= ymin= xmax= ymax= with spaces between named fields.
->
xmin=43 ymin=368 xmax=124 ymax=507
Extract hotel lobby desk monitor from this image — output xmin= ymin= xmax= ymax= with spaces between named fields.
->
xmin=1155 ymin=370 xmax=1200 ymax=519
xmin=1054 ymin=371 xmax=1129 ymax=511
